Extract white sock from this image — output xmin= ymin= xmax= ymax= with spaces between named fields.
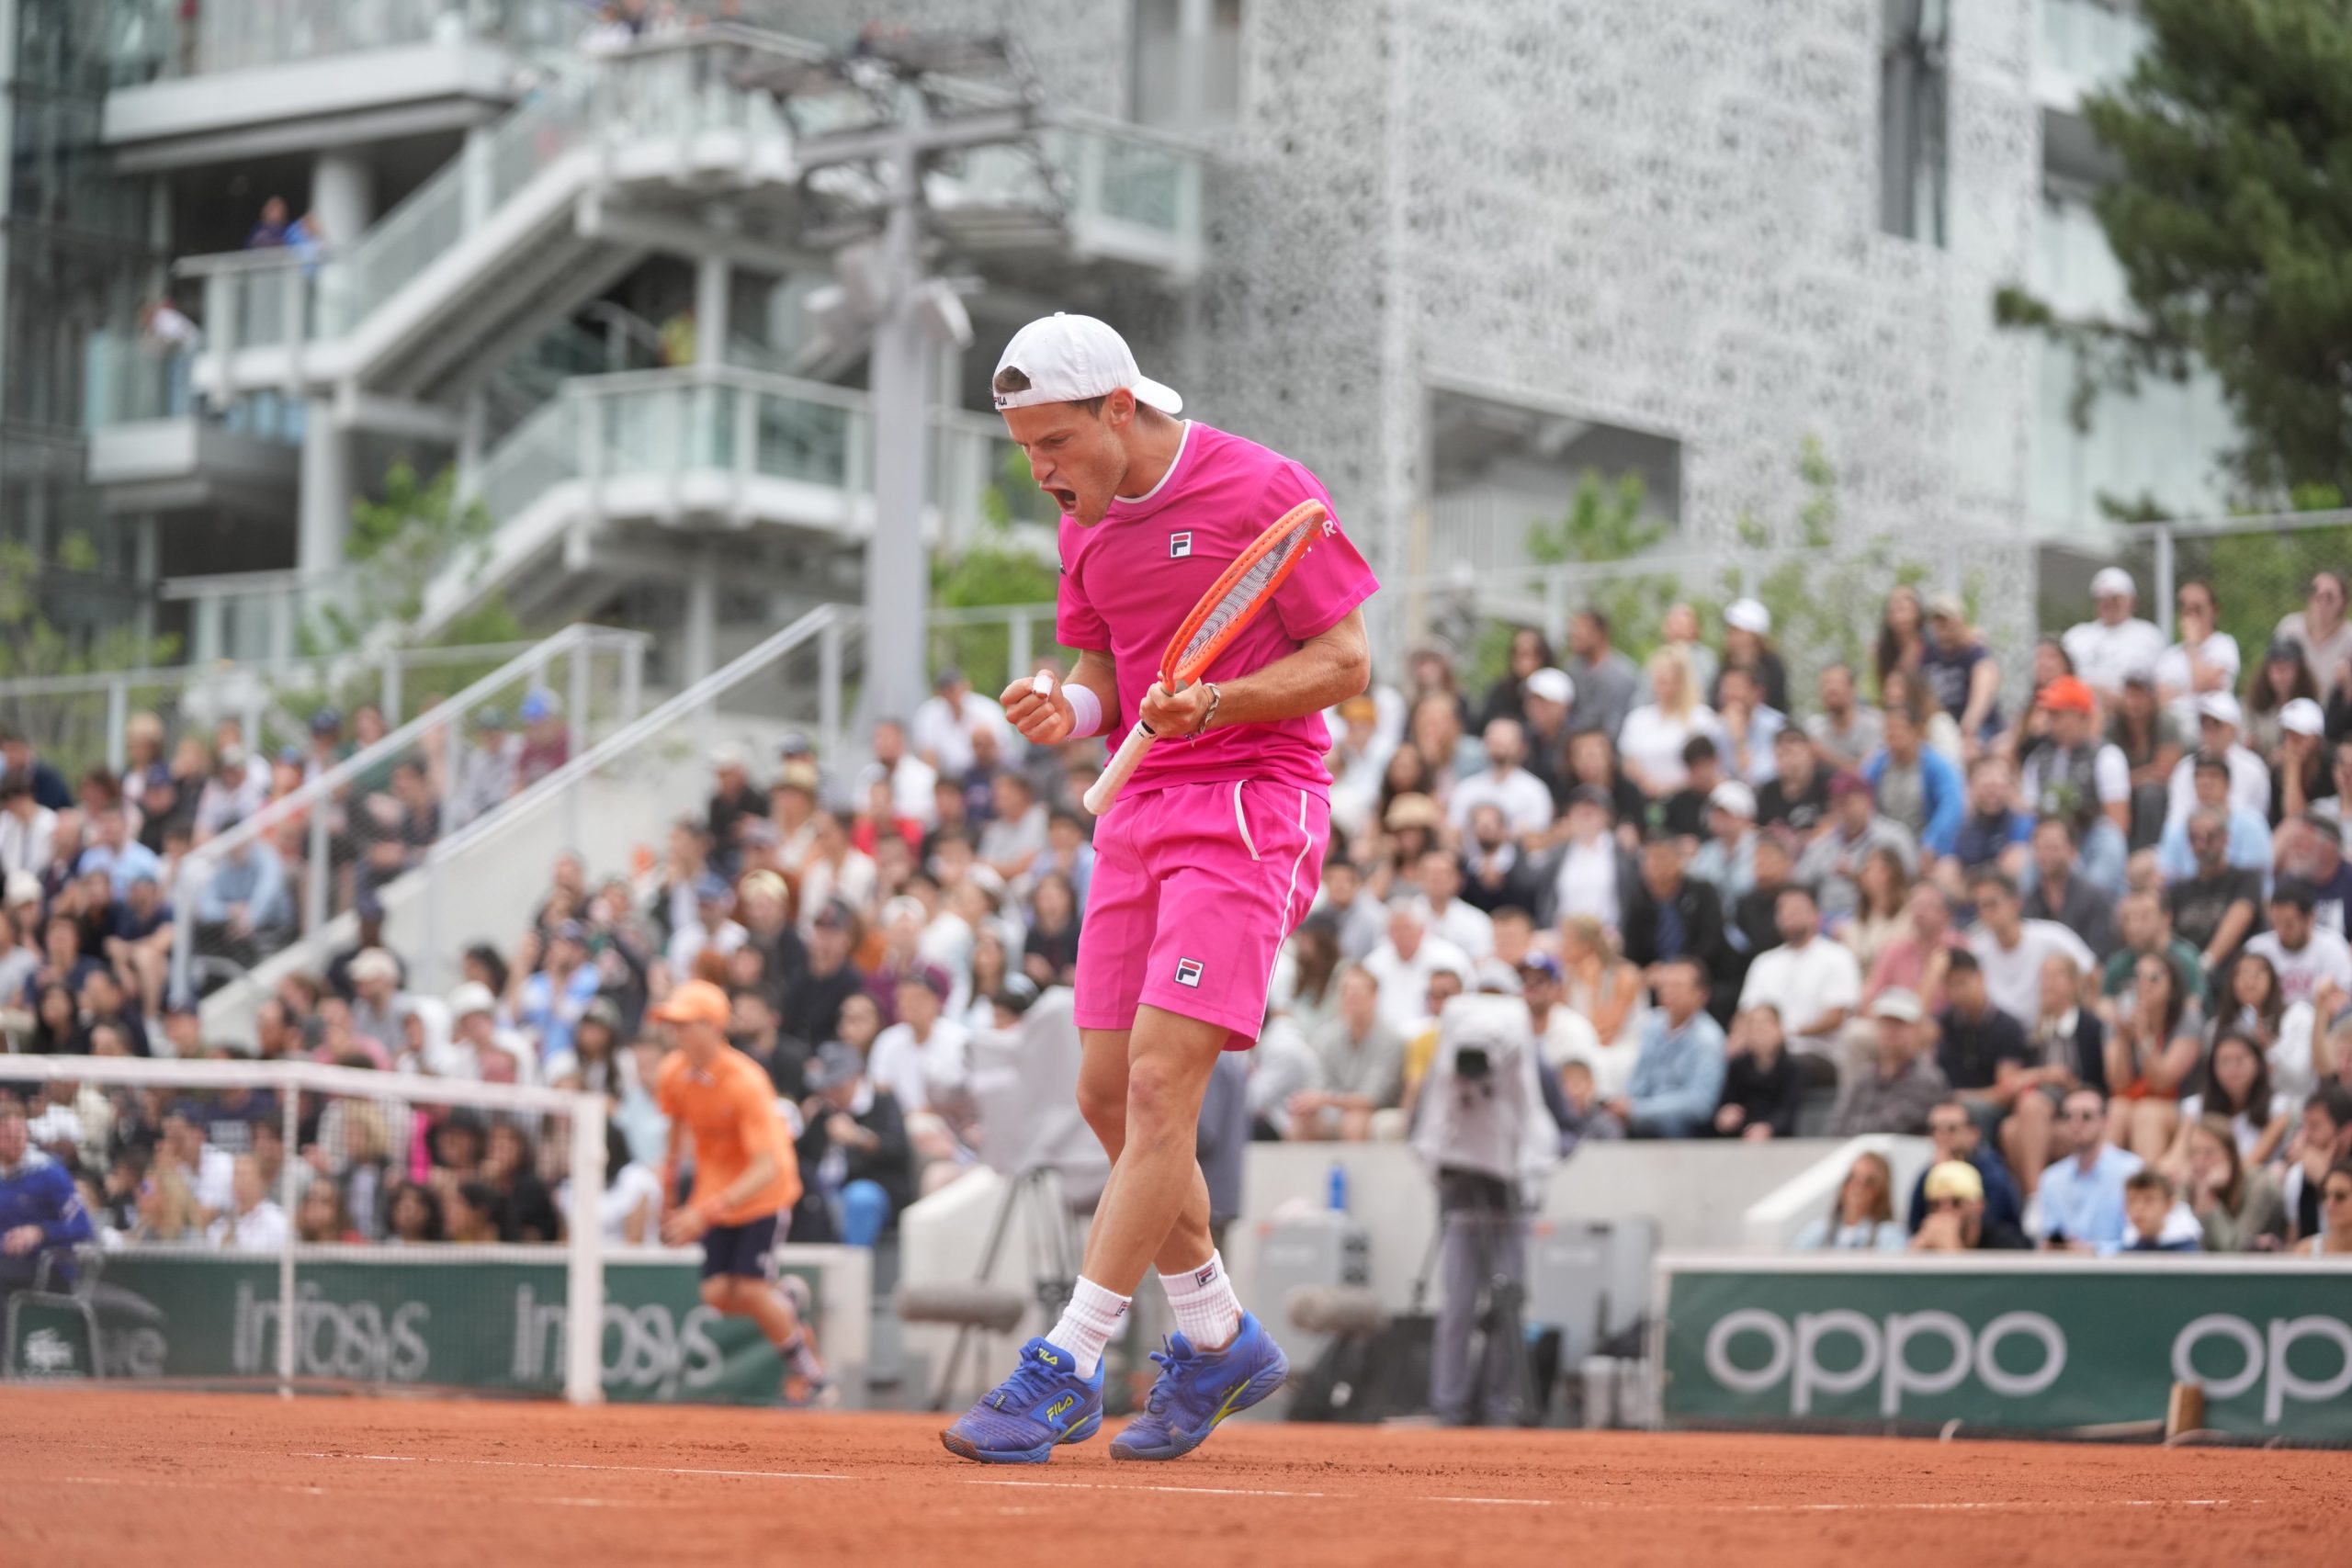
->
xmin=1159 ymin=1250 xmax=1243 ymax=1351
xmin=1045 ymin=1276 xmax=1129 ymax=1378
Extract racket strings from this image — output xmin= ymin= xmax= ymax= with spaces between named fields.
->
xmin=1177 ymin=523 xmax=1310 ymax=667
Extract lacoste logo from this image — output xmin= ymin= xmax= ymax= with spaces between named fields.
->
xmin=22 ymin=1328 xmax=74 ymax=1374
xmin=1170 ymin=531 xmax=1193 ymax=559
xmin=1174 ymin=957 xmax=1204 ymax=987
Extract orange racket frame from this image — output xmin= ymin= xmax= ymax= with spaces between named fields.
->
xmin=1081 ymin=499 xmax=1330 ymax=816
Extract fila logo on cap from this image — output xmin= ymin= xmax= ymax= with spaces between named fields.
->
xmin=1170 ymin=531 xmax=1193 ymax=559
xmin=1174 ymin=957 xmax=1204 ymax=987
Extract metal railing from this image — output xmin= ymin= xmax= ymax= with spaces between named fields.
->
xmin=479 ymin=366 xmax=1009 ymax=532
xmin=172 ymin=25 xmax=1210 ymax=398
xmin=410 ymin=604 xmax=854 ymax=993
xmin=107 ymin=0 xmax=584 ymax=85
xmin=0 ymin=634 xmax=620 ymax=784
xmin=165 ymin=624 xmax=650 ymax=1005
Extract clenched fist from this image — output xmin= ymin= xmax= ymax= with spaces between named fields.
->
xmin=1001 ymin=674 xmax=1075 ymax=744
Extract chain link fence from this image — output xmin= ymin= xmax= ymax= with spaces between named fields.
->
xmin=2043 ymin=509 xmax=2352 ymax=691
xmin=1384 ymin=530 xmax=2043 ymax=716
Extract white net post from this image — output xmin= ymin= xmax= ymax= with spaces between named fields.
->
xmin=565 ymin=1090 xmax=605 ymax=1406
xmin=277 ymin=1084 xmax=299 ymax=1396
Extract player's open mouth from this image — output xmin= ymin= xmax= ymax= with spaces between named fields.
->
xmin=1047 ymin=487 xmax=1078 ymax=513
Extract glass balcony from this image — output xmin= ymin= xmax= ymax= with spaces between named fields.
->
xmin=82 ymin=331 xmax=307 ymax=443
xmin=2040 ymin=0 xmax=2151 ymax=102
xmin=82 ymin=331 xmax=198 ymax=426
xmin=106 ymin=0 xmax=581 ymax=85
xmin=2031 ymin=337 xmax=2233 ymax=534
xmin=466 ymin=367 xmax=1006 ymax=538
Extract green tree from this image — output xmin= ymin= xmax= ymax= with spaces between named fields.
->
xmin=928 ymin=443 xmax=1066 ymax=693
xmin=283 ymin=461 xmax=525 ymax=724
xmin=0 ymin=536 xmax=184 ymax=776
xmin=311 ymin=459 xmax=516 ymax=650
xmin=1998 ymin=0 xmax=2352 ymax=499
xmin=1491 ymin=440 xmax=1946 ymax=705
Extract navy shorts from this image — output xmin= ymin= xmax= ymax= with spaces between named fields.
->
xmin=699 ymin=1212 xmax=782 ymax=1280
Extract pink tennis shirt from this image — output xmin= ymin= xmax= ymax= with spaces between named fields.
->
xmin=1057 ymin=422 xmax=1378 ymax=799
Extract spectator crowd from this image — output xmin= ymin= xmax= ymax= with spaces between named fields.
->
xmin=10 ymin=570 xmax=2352 ymax=1285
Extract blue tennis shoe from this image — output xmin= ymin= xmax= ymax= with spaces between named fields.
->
xmin=941 ymin=1337 xmax=1104 ymax=1464
xmin=1110 ymin=1312 xmax=1289 ymax=1461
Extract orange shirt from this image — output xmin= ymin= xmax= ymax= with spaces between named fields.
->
xmin=654 ymin=1044 xmax=801 ymax=1225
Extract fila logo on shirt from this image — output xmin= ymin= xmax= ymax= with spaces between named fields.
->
xmin=1169 ymin=531 xmax=1193 ymax=559
xmin=1174 ymin=957 xmax=1204 ymax=987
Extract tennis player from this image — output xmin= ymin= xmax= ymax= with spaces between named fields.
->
xmin=942 ymin=314 xmax=1376 ymax=1463
xmin=652 ymin=978 xmax=832 ymax=1404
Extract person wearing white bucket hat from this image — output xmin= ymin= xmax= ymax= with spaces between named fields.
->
xmin=2062 ymin=567 xmax=2165 ymax=708
xmin=1717 ymin=598 xmax=1789 ymax=714
xmin=2274 ymin=697 xmax=2335 ymax=822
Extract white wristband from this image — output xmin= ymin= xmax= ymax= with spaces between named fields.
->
xmin=1063 ymin=682 xmax=1105 ymax=739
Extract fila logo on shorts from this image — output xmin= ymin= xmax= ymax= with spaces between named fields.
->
xmin=1169 ymin=531 xmax=1193 ymax=559
xmin=1174 ymin=957 xmax=1204 ymax=987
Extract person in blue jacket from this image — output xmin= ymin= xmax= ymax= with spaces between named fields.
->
xmin=1863 ymin=702 xmax=1962 ymax=859
xmin=0 ymin=1097 xmax=95 ymax=1293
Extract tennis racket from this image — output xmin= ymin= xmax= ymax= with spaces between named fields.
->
xmin=1080 ymin=499 xmax=1330 ymax=817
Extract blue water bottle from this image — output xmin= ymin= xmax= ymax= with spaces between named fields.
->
xmin=1326 ymin=1160 xmax=1349 ymax=1213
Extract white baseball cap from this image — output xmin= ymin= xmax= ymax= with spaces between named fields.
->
xmin=1724 ymin=598 xmax=1771 ymax=636
xmin=992 ymin=313 xmax=1182 ymax=415
xmin=1525 ymin=667 xmax=1575 ymax=707
xmin=1708 ymin=779 xmax=1758 ymax=818
xmin=2196 ymin=691 xmax=2244 ymax=728
xmin=2090 ymin=566 xmax=2135 ymax=599
xmin=1871 ymin=988 xmax=1925 ymax=1023
xmin=449 ymin=981 xmax=499 ymax=1019
xmin=2281 ymin=697 xmax=2326 ymax=738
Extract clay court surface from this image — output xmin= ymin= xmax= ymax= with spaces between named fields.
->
xmin=4 ymin=1391 xmax=2343 ymax=1567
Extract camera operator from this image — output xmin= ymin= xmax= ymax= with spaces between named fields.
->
xmin=1409 ymin=959 xmax=1561 ymax=1426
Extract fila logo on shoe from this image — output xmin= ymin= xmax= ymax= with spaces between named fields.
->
xmin=1170 ymin=531 xmax=1193 ymax=559
xmin=1046 ymin=1394 xmax=1077 ymax=1421
xmin=1174 ymin=957 xmax=1204 ymax=987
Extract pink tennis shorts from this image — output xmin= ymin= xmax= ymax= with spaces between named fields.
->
xmin=1074 ymin=777 xmax=1330 ymax=1047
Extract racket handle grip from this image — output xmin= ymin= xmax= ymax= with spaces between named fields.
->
xmin=1084 ymin=719 xmax=1155 ymax=817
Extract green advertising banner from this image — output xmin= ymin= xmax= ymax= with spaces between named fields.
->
xmin=44 ymin=1251 xmax=835 ymax=1404
xmin=1660 ymin=1256 xmax=2352 ymax=1440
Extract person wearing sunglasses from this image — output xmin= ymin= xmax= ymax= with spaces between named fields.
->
xmin=2300 ymin=1162 xmax=2352 ymax=1257
xmin=2024 ymin=1087 xmax=2143 ymax=1251
xmin=1910 ymin=1159 xmax=2029 ymax=1252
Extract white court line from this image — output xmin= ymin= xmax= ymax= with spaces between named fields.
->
xmin=962 ymin=1477 xmax=2254 ymax=1516
xmin=967 ymin=1479 xmax=1329 ymax=1499
xmin=53 ymin=1475 xmax=673 ymax=1509
xmin=289 ymin=1455 xmax=2256 ymax=1518
xmin=302 ymin=1451 xmax=851 ymax=1483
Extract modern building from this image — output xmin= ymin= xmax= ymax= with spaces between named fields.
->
xmin=0 ymin=0 xmax=2224 ymax=686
